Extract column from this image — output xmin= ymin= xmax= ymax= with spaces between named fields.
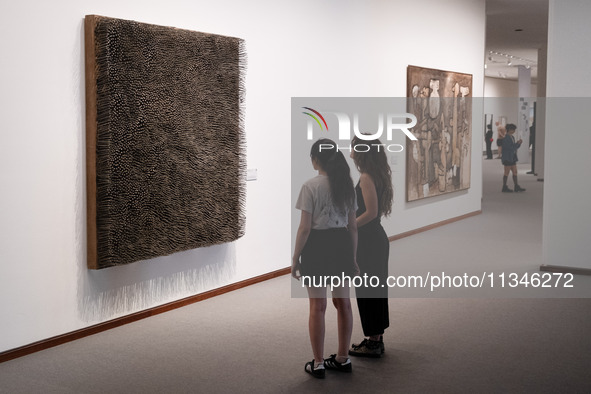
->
xmin=516 ymin=65 xmax=531 ymax=164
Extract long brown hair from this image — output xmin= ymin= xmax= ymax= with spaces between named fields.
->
xmin=310 ymin=138 xmax=355 ymax=212
xmin=351 ymin=135 xmax=393 ymax=216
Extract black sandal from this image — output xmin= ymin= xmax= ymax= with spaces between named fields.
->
xmin=305 ymin=360 xmax=326 ymax=379
xmin=323 ymin=354 xmax=352 ymax=372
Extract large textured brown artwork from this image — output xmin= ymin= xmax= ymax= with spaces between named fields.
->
xmin=85 ymin=15 xmax=246 ymax=269
xmin=406 ymin=65 xmax=472 ymax=202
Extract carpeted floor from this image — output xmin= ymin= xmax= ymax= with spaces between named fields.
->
xmin=1 ymin=158 xmax=590 ymax=393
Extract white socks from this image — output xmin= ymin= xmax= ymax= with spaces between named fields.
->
xmin=314 ymin=361 xmax=325 ymax=369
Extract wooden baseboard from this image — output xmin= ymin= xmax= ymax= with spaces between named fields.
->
xmin=0 ymin=267 xmax=290 ymax=364
xmin=388 ymin=210 xmax=482 ymax=242
xmin=540 ymin=264 xmax=591 ymax=276
xmin=1 ymin=210 xmax=481 ymax=364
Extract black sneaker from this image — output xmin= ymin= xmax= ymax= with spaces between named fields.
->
xmin=502 ymin=185 xmax=513 ymax=193
xmin=350 ymin=338 xmax=369 ymax=350
xmin=349 ymin=339 xmax=382 ymax=358
xmin=324 ymin=354 xmax=352 ymax=372
xmin=305 ymin=360 xmax=325 ymax=379
xmin=514 ymin=185 xmax=526 ymax=192
xmin=352 ymin=337 xmax=385 ymax=353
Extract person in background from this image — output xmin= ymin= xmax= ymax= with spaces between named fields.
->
xmin=485 ymin=124 xmax=494 ymax=159
xmin=292 ymin=138 xmax=359 ymax=379
xmin=348 ymin=135 xmax=393 ymax=358
xmin=501 ymin=123 xmax=526 ymax=193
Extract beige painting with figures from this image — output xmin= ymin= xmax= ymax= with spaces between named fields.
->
xmin=406 ymin=65 xmax=473 ymax=201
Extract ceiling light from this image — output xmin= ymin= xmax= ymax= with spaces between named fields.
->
xmin=485 ymin=51 xmax=537 ymax=69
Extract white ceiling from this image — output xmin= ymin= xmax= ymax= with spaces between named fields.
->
xmin=485 ymin=0 xmax=549 ymax=81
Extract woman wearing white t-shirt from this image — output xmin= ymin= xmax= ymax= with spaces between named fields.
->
xmin=292 ymin=138 xmax=359 ymax=379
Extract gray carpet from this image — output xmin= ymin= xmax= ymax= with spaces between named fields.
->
xmin=1 ymin=158 xmax=590 ymax=393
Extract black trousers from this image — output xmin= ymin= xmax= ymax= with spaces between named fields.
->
xmin=486 ymin=141 xmax=493 ymax=159
xmin=355 ymin=219 xmax=390 ymax=337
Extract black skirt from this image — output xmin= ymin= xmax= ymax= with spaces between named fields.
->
xmin=301 ymin=228 xmax=355 ymax=278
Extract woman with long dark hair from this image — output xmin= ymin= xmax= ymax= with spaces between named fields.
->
xmin=292 ymin=138 xmax=359 ymax=379
xmin=348 ymin=135 xmax=393 ymax=358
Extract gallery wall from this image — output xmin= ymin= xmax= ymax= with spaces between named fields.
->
xmin=485 ymin=77 xmax=538 ymax=99
xmin=484 ymin=77 xmax=538 ymax=124
xmin=483 ymin=77 xmax=538 ymax=149
xmin=543 ymin=0 xmax=591 ymax=270
xmin=354 ymin=1 xmax=487 ymax=238
xmin=0 ymin=0 xmax=485 ymax=353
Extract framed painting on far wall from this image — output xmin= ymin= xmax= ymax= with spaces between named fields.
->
xmin=406 ymin=65 xmax=473 ymax=202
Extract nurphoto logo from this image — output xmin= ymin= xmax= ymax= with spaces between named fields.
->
xmin=302 ymin=107 xmax=418 ymax=153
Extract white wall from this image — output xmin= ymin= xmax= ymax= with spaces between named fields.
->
xmin=543 ymin=0 xmax=591 ymax=269
xmin=485 ymin=77 xmax=538 ymax=99
xmin=365 ymin=0 xmax=487 ymax=237
xmin=484 ymin=77 xmax=538 ymax=125
xmin=0 ymin=0 xmax=485 ymax=352
xmin=483 ymin=77 xmax=538 ymax=153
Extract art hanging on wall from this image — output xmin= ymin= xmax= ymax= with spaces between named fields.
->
xmin=406 ymin=65 xmax=472 ymax=202
xmin=85 ymin=15 xmax=246 ymax=269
